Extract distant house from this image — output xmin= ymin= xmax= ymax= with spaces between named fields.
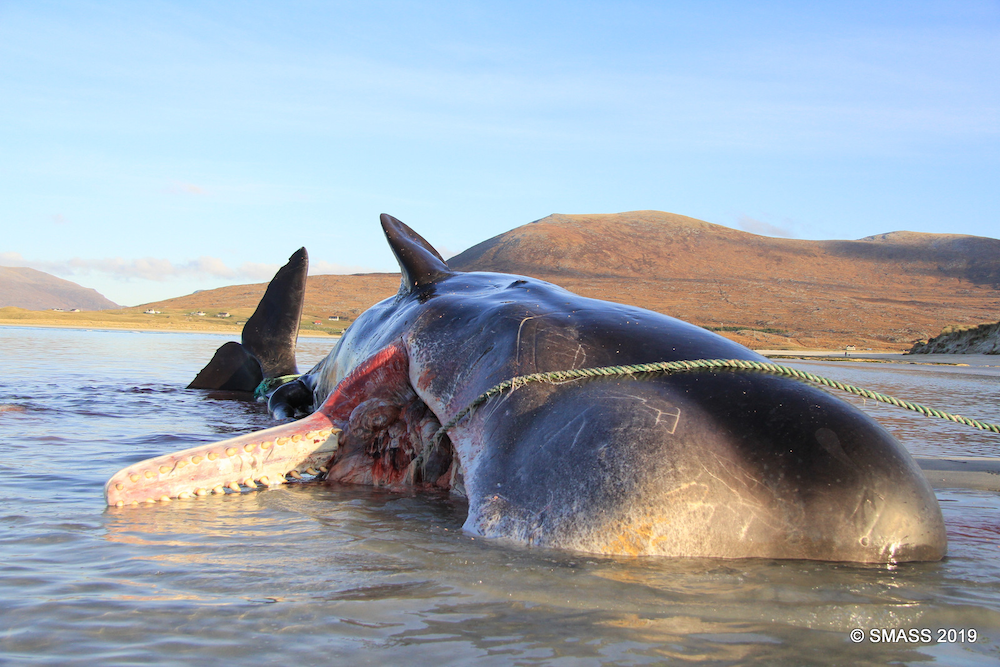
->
xmin=188 ymin=311 xmax=206 ymax=317
xmin=328 ymin=315 xmax=341 ymax=321
xmin=144 ymin=309 xmax=160 ymax=315
xmin=313 ymin=321 xmax=322 ymax=325
xmin=216 ymin=312 xmax=231 ymax=318
xmin=845 ymin=345 xmax=856 ymax=351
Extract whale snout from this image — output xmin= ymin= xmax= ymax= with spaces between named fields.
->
xmin=793 ymin=423 xmax=947 ymax=563
xmin=465 ymin=372 xmax=947 ymax=563
xmin=679 ymin=374 xmax=948 ymax=563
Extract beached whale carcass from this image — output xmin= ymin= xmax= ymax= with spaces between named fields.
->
xmin=106 ymin=214 xmax=947 ymax=563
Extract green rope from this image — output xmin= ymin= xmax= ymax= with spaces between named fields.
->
xmin=432 ymin=358 xmax=1000 ymax=444
xmin=254 ymin=374 xmax=302 ymax=400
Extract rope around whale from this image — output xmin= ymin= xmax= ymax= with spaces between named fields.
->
xmin=431 ymin=358 xmax=1000 ymax=444
xmin=254 ymin=374 xmax=302 ymax=400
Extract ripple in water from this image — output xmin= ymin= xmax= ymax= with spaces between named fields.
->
xmin=0 ymin=327 xmax=998 ymax=665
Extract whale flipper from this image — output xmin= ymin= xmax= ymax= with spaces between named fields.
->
xmin=187 ymin=247 xmax=308 ymax=391
xmin=186 ymin=341 xmax=263 ymax=391
xmin=242 ymin=247 xmax=308 ymax=379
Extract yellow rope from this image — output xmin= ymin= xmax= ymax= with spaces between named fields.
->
xmin=432 ymin=359 xmax=1000 ymax=444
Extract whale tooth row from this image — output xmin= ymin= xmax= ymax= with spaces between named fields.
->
xmin=112 ymin=467 xmax=330 ymax=506
xmin=107 ymin=426 xmax=340 ymax=507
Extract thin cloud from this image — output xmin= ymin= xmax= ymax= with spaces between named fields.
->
xmin=165 ymin=181 xmax=208 ymax=196
xmin=0 ymin=252 xmax=378 ymax=283
xmin=736 ymin=214 xmax=796 ymax=239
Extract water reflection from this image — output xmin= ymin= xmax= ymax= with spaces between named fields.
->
xmin=1 ymin=328 xmax=999 ymax=664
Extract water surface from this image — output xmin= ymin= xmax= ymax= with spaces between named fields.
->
xmin=1 ymin=327 xmax=998 ymax=665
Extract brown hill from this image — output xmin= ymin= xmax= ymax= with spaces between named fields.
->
xmin=142 ymin=211 xmax=1000 ymax=351
xmin=142 ymin=274 xmax=402 ymax=335
xmin=0 ymin=266 xmax=119 ymax=310
xmin=450 ymin=211 xmax=1000 ymax=350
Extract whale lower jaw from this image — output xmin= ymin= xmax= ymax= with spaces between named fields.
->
xmin=104 ymin=413 xmax=340 ymax=506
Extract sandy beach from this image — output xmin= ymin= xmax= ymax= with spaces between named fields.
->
xmin=0 ymin=307 xmax=342 ymax=338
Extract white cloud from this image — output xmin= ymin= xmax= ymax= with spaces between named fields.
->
xmin=736 ymin=214 xmax=797 ymax=239
xmin=1 ymin=252 xmax=261 ymax=282
xmin=0 ymin=252 xmax=380 ymax=284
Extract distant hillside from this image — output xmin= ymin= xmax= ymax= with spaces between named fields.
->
xmin=140 ymin=211 xmax=1000 ymax=351
xmin=0 ymin=267 xmax=119 ymax=310
xmin=451 ymin=212 xmax=1000 ymax=287
xmin=448 ymin=211 xmax=1000 ymax=350
xmin=144 ymin=273 xmax=401 ymax=320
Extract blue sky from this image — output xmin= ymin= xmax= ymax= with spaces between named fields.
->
xmin=1 ymin=1 xmax=997 ymax=306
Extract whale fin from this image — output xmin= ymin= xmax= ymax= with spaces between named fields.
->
xmin=187 ymin=341 xmax=263 ymax=391
xmin=187 ymin=247 xmax=308 ymax=390
xmin=242 ymin=247 xmax=308 ymax=378
xmin=380 ymin=214 xmax=452 ymax=293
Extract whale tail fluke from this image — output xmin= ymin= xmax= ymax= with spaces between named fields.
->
xmin=187 ymin=247 xmax=308 ymax=391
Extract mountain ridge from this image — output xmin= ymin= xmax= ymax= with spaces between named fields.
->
xmin=0 ymin=266 xmax=119 ymax=311
xmin=138 ymin=210 xmax=1000 ymax=350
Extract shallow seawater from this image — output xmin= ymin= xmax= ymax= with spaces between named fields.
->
xmin=1 ymin=327 xmax=998 ymax=665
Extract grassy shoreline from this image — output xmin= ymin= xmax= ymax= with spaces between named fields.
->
xmin=0 ymin=307 xmax=341 ymax=338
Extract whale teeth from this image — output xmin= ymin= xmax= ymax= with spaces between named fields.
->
xmin=277 ymin=437 xmax=289 ymax=446
xmin=258 ymin=476 xmax=270 ymax=486
xmin=195 ymin=488 xmax=208 ymax=496
xmin=177 ymin=491 xmax=192 ymax=499
xmin=244 ymin=443 xmax=256 ymax=453
xmin=244 ymin=478 xmax=257 ymax=489
xmin=226 ymin=447 xmax=237 ymax=457
xmin=159 ymin=465 xmax=170 ymax=474
xmin=319 ymin=466 xmax=328 ymax=473
xmin=159 ymin=496 xmax=171 ymax=502
xmin=192 ymin=455 xmax=203 ymax=464
xmin=212 ymin=485 xmax=225 ymax=494
xmin=228 ymin=482 xmax=241 ymax=492
xmin=261 ymin=441 xmax=272 ymax=450
xmin=288 ymin=470 xmax=302 ymax=480
xmin=177 ymin=460 xmax=187 ymax=468
xmin=116 ymin=483 xmax=125 ymax=491
xmin=144 ymin=470 xmax=154 ymax=479
xmin=207 ymin=451 xmax=218 ymax=461
xmin=129 ymin=474 xmax=139 ymax=483
xmin=115 ymin=500 xmax=124 ymax=507
xmin=291 ymin=434 xmax=302 ymax=442
xmin=305 ymin=467 xmax=317 ymax=475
